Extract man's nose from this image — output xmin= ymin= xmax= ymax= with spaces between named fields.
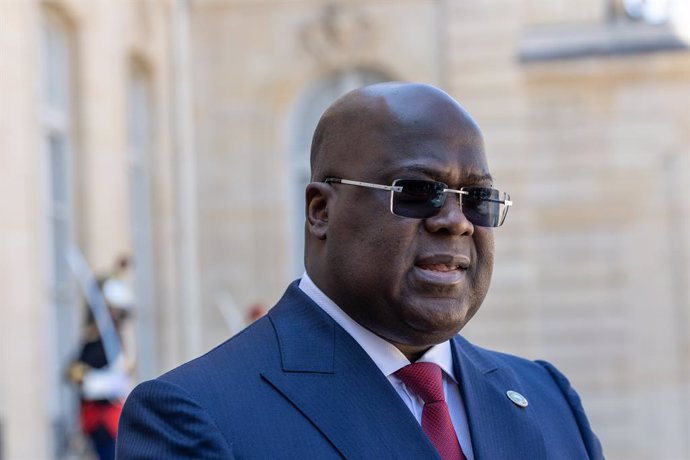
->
xmin=423 ymin=193 xmax=474 ymax=236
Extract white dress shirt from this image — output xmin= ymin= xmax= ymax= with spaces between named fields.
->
xmin=299 ymin=272 xmax=475 ymax=459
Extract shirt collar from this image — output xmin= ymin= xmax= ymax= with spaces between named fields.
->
xmin=298 ymin=272 xmax=457 ymax=382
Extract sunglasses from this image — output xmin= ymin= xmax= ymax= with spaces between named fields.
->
xmin=324 ymin=178 xmax=512 ymax=227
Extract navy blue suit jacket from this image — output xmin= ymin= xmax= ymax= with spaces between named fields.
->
xmin=116 ymin=282 xmax=603 ymax=459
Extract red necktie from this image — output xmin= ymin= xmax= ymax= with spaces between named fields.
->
xmin=395 ymin=362 xmax=467 ymax=460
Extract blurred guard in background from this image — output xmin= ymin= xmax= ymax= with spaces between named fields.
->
xmin=67 ymin=262 xmax=134 ymax=460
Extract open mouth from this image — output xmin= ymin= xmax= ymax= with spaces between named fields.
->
xmin=413 ymin=255 xmax=470 ymax=286
xmin=416 ymin=263 xmax=467 ymax=272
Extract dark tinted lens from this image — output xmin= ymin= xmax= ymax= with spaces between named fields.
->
xmin=461 ymin=187 xmax=504 ymax=227
xmin=392 ymin=179 xmax=446 ymax=218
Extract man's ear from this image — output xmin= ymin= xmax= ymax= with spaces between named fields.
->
xmin=305 ymin=182 xmax=332 ymax=240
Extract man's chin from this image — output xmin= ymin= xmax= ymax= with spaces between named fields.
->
xmin=386 ymin=326 xmax=462 ymax=360
xmin=397 ymin=316 xmax=466 ymax=346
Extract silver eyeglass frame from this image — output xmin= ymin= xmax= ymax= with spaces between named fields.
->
xmin=324 ymin=177 xmax=513 ymax=226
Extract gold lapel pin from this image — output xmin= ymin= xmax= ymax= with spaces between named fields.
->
xmin=506 ymin=390 xmax=528 ymax=408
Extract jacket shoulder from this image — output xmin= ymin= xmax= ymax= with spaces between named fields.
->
xmin=453 ymin=336 xmax=604 ymax=459
xmin=117 ymin=378 xmax=235 ymax=458
xmin=159 ymin=315 xmax=279 ymax=391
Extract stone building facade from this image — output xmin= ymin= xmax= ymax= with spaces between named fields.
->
xmin=1 ymin=0 xmax=688 ymax=459
xmin=1 ymin=1 xmax=184 ymax=458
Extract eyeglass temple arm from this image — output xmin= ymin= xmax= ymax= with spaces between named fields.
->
xmin=325 ymin=178 xmax=403 ymax=192
xmin=444 ymin=187 xmax=513 ymax=206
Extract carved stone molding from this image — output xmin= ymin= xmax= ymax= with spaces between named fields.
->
xmin=300 ymin=2 xmax=378 ymax=68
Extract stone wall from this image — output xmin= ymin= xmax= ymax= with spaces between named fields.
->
xmin=0 ymin=1 xmax=177 ymax=457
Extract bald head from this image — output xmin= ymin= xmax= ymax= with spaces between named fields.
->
xmin=309 ymin=82 xmax=482 ymax=181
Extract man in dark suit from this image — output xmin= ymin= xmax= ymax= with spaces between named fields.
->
xmin=116 ymin=82 xmax=604 ymax=459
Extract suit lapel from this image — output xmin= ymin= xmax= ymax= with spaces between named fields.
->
xmin=451 ymin=337 xmax=547 ymax=460
xmin=262 ymin=284 xmax=439 ymax=459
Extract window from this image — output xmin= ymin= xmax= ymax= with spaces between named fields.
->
xmin=128 ymin=63 xmax=157 ymax=379
xmin=42 ymin=8 xmax=78 ymax=457
xmin=619 ymin=0 xmax=678 ymax=25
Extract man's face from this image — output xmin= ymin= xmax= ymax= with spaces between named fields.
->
xmin=317 ymin=95 xmax=495 ymax=352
